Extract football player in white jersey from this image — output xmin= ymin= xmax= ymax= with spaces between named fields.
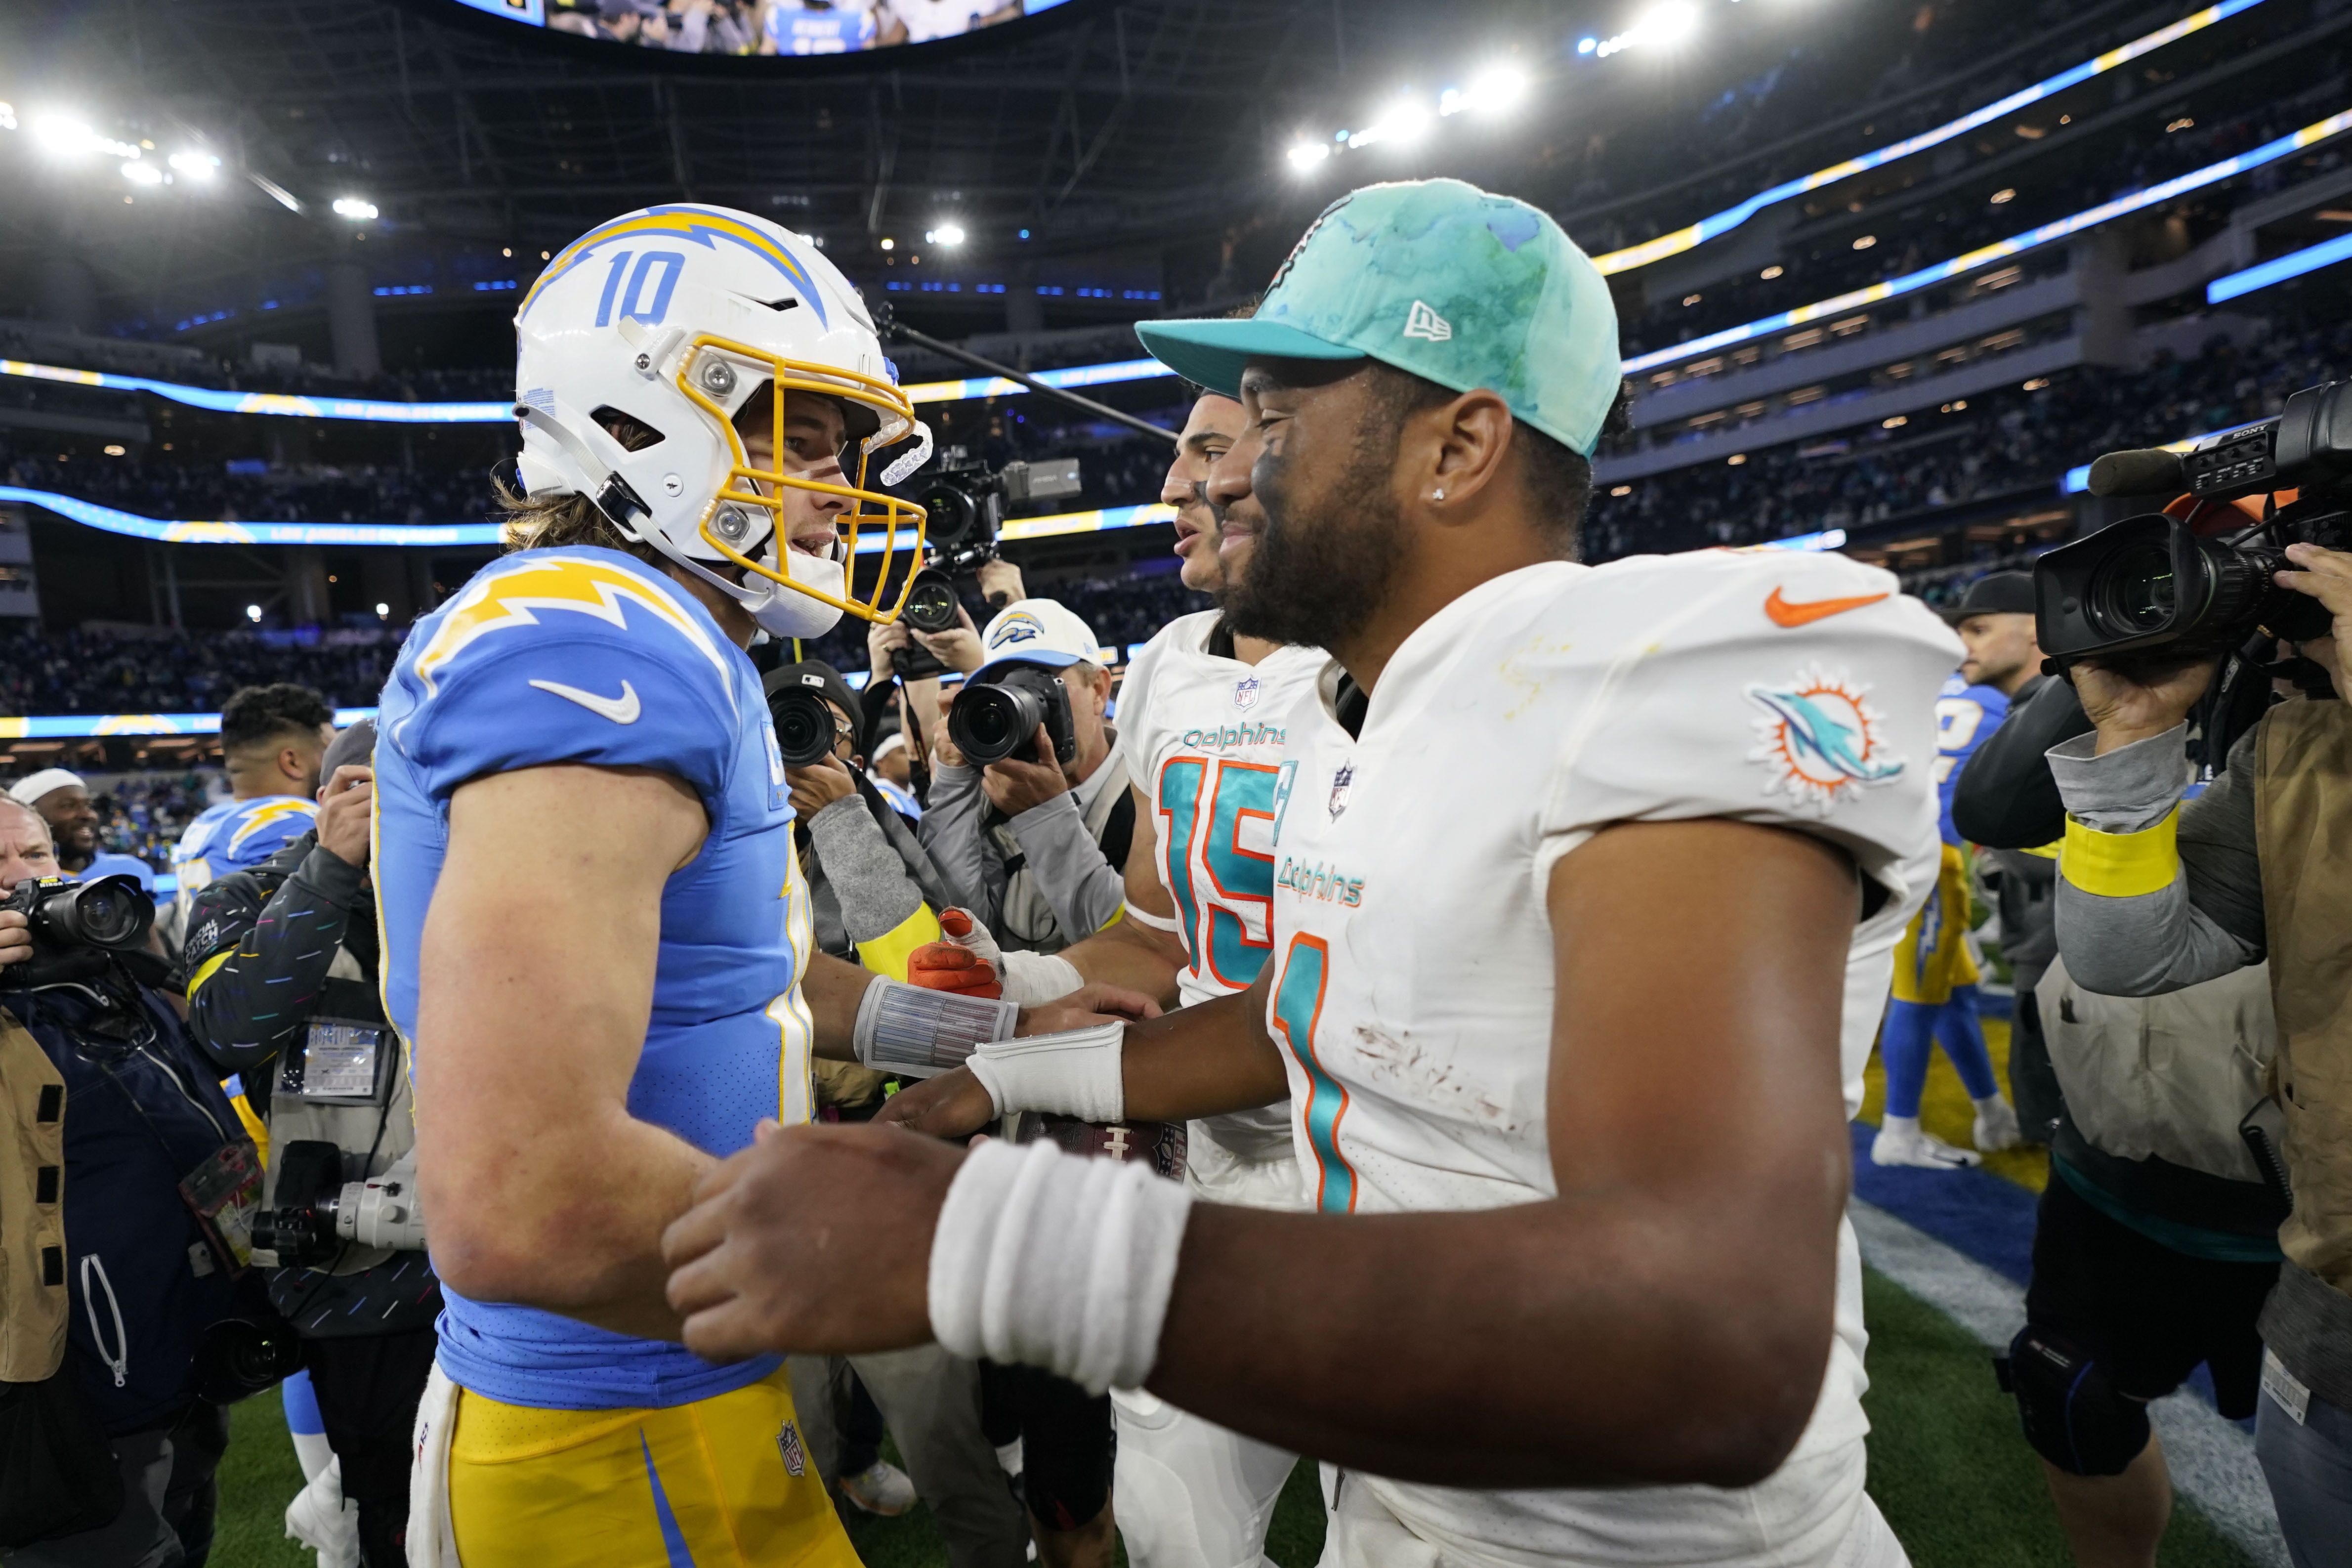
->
xmin=906 ymin=383 xmax=1324 ymax=1568
xmin=662 ymin=179 xmax=1958 ymax=1568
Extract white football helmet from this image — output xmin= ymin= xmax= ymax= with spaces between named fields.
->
xmin=512 ymin=204 xmax=929 ymax=638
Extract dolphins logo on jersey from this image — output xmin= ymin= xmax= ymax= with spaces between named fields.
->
xmin=1233 ymin=676 xmax=1260 ymax=711
xmin=1745 ymin=666 xmax=1904 ymax=815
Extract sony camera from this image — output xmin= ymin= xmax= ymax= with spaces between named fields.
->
xmin=0 ymin=873 xmax=154 ymax=987
xmin=252 ymin=1141 xmax=427 ymax=1271
xmin=890 ymin=449 xmax=1082 ymax=679
xmin=2039 ymin=379 xmax=2352 ymax=669
xmin=949 ymin=663 xmax=1079 ymax=768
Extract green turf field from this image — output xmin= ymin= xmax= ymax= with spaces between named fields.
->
xmin=211 ymin=1267 xmax=2257 ymax=1567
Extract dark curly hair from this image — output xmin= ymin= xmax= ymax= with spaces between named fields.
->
xmin=220 ymin=682 xmax=335 ymax=754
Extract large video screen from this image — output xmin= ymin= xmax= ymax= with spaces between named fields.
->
xmin=449 ymin=0 xmax=1077 ymax=56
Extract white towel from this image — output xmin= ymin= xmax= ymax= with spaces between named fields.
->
xmin=405 ymin=1361 xmax=462 ymax=1568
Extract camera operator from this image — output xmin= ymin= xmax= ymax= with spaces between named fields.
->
xmin=2044 ymin=539 xmax=2352 ymax=1563
xmin=172 ymin=719 xmax=433 ymax=1568
xmin=918 ymin=598 xmax=1130 ymax=957
xmin=0 ymin=798 xmax=250 ymax=1568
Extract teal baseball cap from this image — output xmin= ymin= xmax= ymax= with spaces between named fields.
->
xmin=1135 ymin=178 xmax=1622 ymax=456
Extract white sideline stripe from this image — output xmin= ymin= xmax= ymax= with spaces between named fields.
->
xmin=1851 ymin=1199 xmax=2289 ymax=1568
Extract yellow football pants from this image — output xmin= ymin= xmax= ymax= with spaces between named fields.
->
xmin=446 ymin=1365 xmax=859 ymax=1568
xmin=1890 ymin=842 xmax=1980 ymax=1006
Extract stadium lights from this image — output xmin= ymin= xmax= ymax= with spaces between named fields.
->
xmin=0 ymin=102 xmax=16 ymax=132
xmin=245 ymin=604 xmax=262 ymax=622
xmin=168 ymin=150 xmax=219 ymax=179
xmin=880 ymin=237 xmax=895 ymax=251
xmin=926 ymin=222 xmax=967 ymax=247
xmin=33 ymin=114 xmax=142 ymax=161
xmin=1467 ymin=65 xmax=1530 ymax=112
xmin=1595 ymin=2 xmax=1701 ymax=60
xmin=1287 ymin=141 xmax=1331 ymax=173
xmin=121 ymin=160 xmax=162 ymax=187
xmin=332 ymin=196 xmax=378 ymax=221
xmin=252 ymin=174 xmax=303 ymax=214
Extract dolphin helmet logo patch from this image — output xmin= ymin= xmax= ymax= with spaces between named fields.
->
xmin=1745 ymin=666 xmax=1904 ymax=815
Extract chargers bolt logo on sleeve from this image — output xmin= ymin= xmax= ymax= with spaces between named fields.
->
xmin=1744 ymin=666 xmax=1904 ymax=815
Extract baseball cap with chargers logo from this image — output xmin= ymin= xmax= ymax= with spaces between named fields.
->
xmin=973 ymin=598 xmax=1108 ymax=683
xmin=1135 ymin=177 xmax=1623 ymax=457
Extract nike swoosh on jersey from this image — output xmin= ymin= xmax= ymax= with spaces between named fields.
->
xmin=528 ymin=678 xmax=642 ymax=724
xmin=1764 ymin=588 xmax=1890 ymax=628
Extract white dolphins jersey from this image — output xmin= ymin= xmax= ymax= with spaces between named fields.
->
xmin=1262 ymin=551 xmax=1956 ymax=1566
xmin=1115 ymin=610 xmax=1328 ymax=1168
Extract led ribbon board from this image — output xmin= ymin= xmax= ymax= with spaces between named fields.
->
xmin=1 ymin=355 xmax=1180 ymax=424
xmin=0 ymin=707 xmax=378 ymax=739
xmin=1622 ymin=103 xmax=2352 ymax=377
xmin=1591 ymin=0 xmax=2272 ymax=276
xmin=3 ymin=484 xmax=1174 ymax=550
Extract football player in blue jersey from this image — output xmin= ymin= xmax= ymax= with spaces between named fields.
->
xmin=379 ymin=205 xmax=1145 ymax=1568
xmin=1871 ymin=573 xmax=2040 ymax=1168
xmin=169 ymin=683 xmax=336 ymax=932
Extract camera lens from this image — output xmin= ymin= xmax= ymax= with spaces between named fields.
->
xmin=950 ymin=683 xmax=1046 ymax=766
xmin=33 ymin=874 xmax=154 ymax=952
xmin=917 ymin=482 xmax=981 ymax=550
xmin=903 ymin=571 xmax=961 ymax=634
xmin=768 ymin=687 xmax=840 ymax=768
xmin=2092 ymin=541 xmax=2180 ymax=635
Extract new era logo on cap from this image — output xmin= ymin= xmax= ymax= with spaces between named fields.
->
xmin=1403 ymin=300 xmax=1453 ymax=342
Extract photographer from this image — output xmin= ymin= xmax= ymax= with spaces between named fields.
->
xmin=1 ymin=798 xmax=248 ymax=1568
xmin=918 ymin=598 xmax=1130 ymax=956
xmin=766 ymin=659 xmax=1035 ymax=1563
xmin=2045 ymin=539 xmax=2352 ymax=1562
xmin=173 ymin=719 xmax=433 ymax=1568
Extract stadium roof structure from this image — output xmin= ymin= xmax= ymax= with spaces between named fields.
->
xmin=0 ymin=0 xmax=2235 ymax=340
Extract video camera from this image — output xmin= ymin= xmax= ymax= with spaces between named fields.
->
xmin=2038 ymin=380 xmax=2352 ymax=670
xmin=891 ymin=448 xmax=1082 ymax=678
xmin=0 ymin=873 xmax=154 ymax=987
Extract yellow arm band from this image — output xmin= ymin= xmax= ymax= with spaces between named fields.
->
xmin=2060 ymin=808 xmax=2182 ymax=898
xmin=854 ymin=904 xmax=946 ymax=984
xmin=184 ymin=949 xmax=234 ymax=999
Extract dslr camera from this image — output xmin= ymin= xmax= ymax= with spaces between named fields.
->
xmin=892 ymin=447 xmax=1081 ymax=678
xmin=2039 ymin=380 xmax=2352 ymax=670
xmin=949 ymin=663 xmax=1079 ymax=768
xmin=0 ymin=873 xmax=154 ymax=987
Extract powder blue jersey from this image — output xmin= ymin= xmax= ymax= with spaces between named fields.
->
xmin=1932 ymin=675 xmax=2009 ymax=847
xmin=171 ymin=793 xmax=319 ymax=921
xmin=375 ymin=547 xmax=814 ymax=1410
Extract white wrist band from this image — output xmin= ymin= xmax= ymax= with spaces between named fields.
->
xmin=854 ymin=978 xmax=1020 ymax=1077
xmin=1120 ymin=900 xmax=1183 ymax=935
xmin=967 ymin=1020 xmax=1125 ymax=1121
xmin=999 ymin=949 xmax=1084 ymax=1006
xmin=929 ymin=1138 xmax=1194 ymax=1394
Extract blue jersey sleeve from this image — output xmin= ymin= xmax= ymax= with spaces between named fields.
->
xmin=391 ymin=553 xmax=742 ymax=812
xmin=1932 ymin=678 xmax=2010 ymax=845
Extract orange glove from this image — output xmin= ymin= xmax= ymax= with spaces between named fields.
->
xmin=907 ymin=908 xmax=1005 ymax=999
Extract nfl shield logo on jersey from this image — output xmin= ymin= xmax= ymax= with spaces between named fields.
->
xmin=776 ymin=1419 xmax=806 ymax=1478
xmin=1328 ymin=763 xmax=1353 ymax=819
xmin=1233 ymin=676 xmax=1260 ymax=710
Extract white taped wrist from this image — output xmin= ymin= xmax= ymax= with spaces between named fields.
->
xmin=999 ymin=949 xmax=1083 ymax=1006
xmin=854 ymin=978 xmax=1019 ymax=1077
xmin=929 ymin=1138 xmax=1193 ymax=1394
xmin=966 ymin=1020 xmax=1125 ymax=1121
xmin=1120 ymin=900 xmax=1182 ymax=935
